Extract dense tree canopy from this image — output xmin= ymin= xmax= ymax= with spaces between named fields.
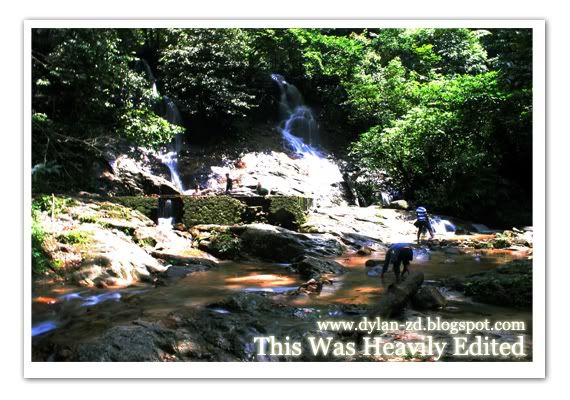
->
xmin=31 ymin=27 xmax=533 ymax=225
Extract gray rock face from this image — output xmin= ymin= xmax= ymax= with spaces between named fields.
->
xmin=76 ymin=321 xmax=178 ymax=361
xmin=238 ymin=224 xmax=344 ymax=262
xmin=411 ymin=286 xmax=448 ymax=310
xmin=72 ymin=227 xmax=166 ymax=287
xmin=291 ymin=256 xmax=345 ymax=280
xmin=207 ymin=151 xmax=347 ymax=207
xmin=95 ymin=146 xmax=181 ymax=196
xmin=389 ymin=200 xmax=410 ymax=210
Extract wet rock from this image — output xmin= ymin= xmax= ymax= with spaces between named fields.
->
xmin=444 ymin=260 xmax=532 ymax=308
xmin=411 ymin=286 xmax=448 ymax=310
xmin=357 ymin=246 xmax=374 ymax=256
xmin=207 ymin=151 xmax=346 ymax=207
xmin=290 ymin=256 xmax=345 ymax=280
xmin=156 ymin=265 xmax=203 ymax=285
xmin=75 ymin=321 xmax=179 ymax=361
xmin=365 ymin=259 xmax=384 ymax=268
xmin=151 ymin=252 xmax=217 ymax=269
xmin=72 ymin=227 xmax=166 ymax=287
xmin=370 ymin=272 xmax=424 ymax=318
xmin=238 ymin=224 xmax=344 ymax=262
xmin=96 ymin=151 xmax=181 ymax=196
xmin=389 ymin=200 xmax=409 ymax=210
xmin=292 ymin=277 xmax=334 ymax=295
xmin=208 ymin=293 xmax=281 ymax=314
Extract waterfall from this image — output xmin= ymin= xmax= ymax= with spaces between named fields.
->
xmin=164 ymin=96 xmax=184 ymax=154
xmin=140 ymin=58 xmax=185 ymax=192
xmin=271 ymin=74 xmax=342 ymax=206
xmin=271 ymin=74 xmax=320 ymax=153
xmin=430 ymin=216 xmax=456 ymax=235
xmin=158 ymin=199 xmax=174 ymax=227
xmin=141 ymin=59 xmax=159 ymax=98
xmin=160 ymin=96 xmax=185 ymax=191
xmin=159 ymin=152 xmax=184 ymax=193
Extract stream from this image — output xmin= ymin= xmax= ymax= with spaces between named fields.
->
xmin=32 ymin=247 xmax=532 ymax=360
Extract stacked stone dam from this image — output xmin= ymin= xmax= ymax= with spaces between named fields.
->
xmin=110 ymin=195 xmax=313 ymax=230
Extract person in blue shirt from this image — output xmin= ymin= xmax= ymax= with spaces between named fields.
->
xmin=415 ymin=206 xmax=434 ymax=243
xmin=380 ymin=243 xmax=414 ymax=282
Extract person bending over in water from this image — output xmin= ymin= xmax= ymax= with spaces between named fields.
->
xmin=415 ymin=206 xmax=434 ymax=243
xmin=380 ymin=243 xmax=414 ymax=282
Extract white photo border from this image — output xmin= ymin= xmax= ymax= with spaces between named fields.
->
xmin=23 ymin=19 xmax=546 ymax=379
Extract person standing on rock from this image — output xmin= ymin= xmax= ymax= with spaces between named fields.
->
xmin=225 ymin=173 xmax=233 ymax=193
xmin=415 ymin=206 xmax=434 ymax=242
xmin=380 ymin=243 xmax=414 ymax=282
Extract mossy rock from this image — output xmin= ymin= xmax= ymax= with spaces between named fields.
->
xmin=267 ymin=196 xmax=308 ymax=230
xmin=110 ymin=196 xmax=158 ymax=220
xmin=207 ymin=232 xmax=241 ymax=259
xmin=182 ymin=196 xmax=246 ymax=227
xmin=445 ymin=260 xmax=532 ymax=308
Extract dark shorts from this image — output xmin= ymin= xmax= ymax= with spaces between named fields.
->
xmin=417 ymin=220 xmax=432 ymax=232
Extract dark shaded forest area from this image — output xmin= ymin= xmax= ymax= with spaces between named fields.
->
xmin=31 ymin=28 xmax=532 ymax=226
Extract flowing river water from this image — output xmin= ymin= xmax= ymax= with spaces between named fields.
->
xmin=32 ymin=247 xmax=532 ymax=360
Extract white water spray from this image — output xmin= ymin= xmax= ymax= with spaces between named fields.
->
xmin=430 ymin=216 xmax=456 ymax=235
xmin=271 ymin=74 xmax=343 ymax=206
xmin=141 ymin=59 xmax=186 ymax=192
xmin=158 ymin=199 xmax=175 ymax=227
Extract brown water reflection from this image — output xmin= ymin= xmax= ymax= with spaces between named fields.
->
xmin=32 ymin=248 xmax=532 ymax=346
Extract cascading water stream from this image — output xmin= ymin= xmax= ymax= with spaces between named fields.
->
xmin=141 ymin=59 xmax=185 ymax=192
xmin=271 ymin=74 xmax=342 ymax=206
xmin=430 ymin=216 xmax=457 ymax=235
xmin=158 ymin=199 xmax=175 ymax=227
xmin=159 ymin=97 xmax=185 ymax=192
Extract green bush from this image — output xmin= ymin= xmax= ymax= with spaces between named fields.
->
xmin=57 ymin=230 xmax=92 ymax=245
xmin=32 ymin=195 xmax=76 ymax=217
xmin=209 ymin=232 xmax=241 ymax=259
xmin=31 ymin=210 xmax=51 ymax=274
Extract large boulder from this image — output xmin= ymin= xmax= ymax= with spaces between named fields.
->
xmin=290 ymin=256 xmax=345 ymax=280
xmin=75 ymin=321 xmax=179 ymax=361
xmin=72 ymin=227 xmax=166 ymax=287
xmin=389 ymin=200 xmax=410 ymax=210
xmin=444 ymin=260 xmax=532 ymax=308
xmin=370 ymin=272 xmax=424 ymax=318
xmin=238 ymin=224 xmax=344 ymax=262
xmin=411 ymin=286 xmax=448 ymax=310
xmin=95 ymin=154 xmax=180 ymax=196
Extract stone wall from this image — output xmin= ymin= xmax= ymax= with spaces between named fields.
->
xmin=112 ymin=195 xmax=313 ymax=229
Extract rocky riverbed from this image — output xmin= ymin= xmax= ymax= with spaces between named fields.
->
xmin=31 ymin=192 xmax=533 ymax=362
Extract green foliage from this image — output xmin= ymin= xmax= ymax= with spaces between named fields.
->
xmin=57 ymin=230 xmax=92 ymax=245
xmin=120 ymin=108 xmax=183 ymax=148
xmin=32 ymin=28 xmax=183 ymax=186
xmin=109 ymin=197 xmax=157 ymax=220
xmin=31 ymin=209 xmax=51 ymax=274
xmin=182 ymin=196 xmax=246 ymax=227
xmin=160 ymin=29 xmax=256 ymax=120
xmin=31 ymin=27 xmax=532 ymax=225
xmin=32 ymin=195 xmax=76 ymax=217
xmin=209 ymin=232 xmax=241 ymax=259
xmin=455 ymin=261 xmax=532 ymax=308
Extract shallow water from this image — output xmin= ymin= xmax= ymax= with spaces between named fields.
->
xmin=32 ymin=248 xmax=532 ymax=352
